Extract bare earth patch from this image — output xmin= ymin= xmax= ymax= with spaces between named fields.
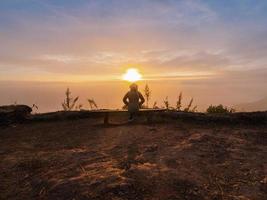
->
xmin=0 ymin=119 xmax=266 ymax=200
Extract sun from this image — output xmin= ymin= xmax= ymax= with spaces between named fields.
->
xmin=122 ymin=68 xmax=142 ymax=82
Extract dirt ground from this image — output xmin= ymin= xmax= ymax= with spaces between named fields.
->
xmin=0 ymin=118 xmax=267 ymax=200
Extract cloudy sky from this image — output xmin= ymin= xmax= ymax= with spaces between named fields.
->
xmin=1 ymin=0 xmax=267 ymax=81
xmin=0 ymin=0 xmax=267 ymax=111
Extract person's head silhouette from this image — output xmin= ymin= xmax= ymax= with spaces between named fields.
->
xmin=130 ymin=83 xmax=138 ymax=91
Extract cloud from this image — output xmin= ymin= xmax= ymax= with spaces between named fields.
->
xmin=156 ymin=51 xmax=230 ymax=71
xmin=0 ymin=0 xmax=267 ymax=81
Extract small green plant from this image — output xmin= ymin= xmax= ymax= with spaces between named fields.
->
xmin=176 ymin=92 xmax=183 ymax=111
xmin=62 ymin=88 xmax=79 ymax=111
xmin=144 ymin=84 xmax=151 ymax=108
xmin=206 ymin=104 xmax=235 ymax=114
xmin=163 ymin=96 xmax=169 ymax=110
xmin=88 ymin=99 xmax=98 ymax=110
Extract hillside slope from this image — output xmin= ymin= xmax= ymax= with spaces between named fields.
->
xmin=0 ymin=119 xmax=267 ymax=200
xmin=235 ymin=97 xmax=267 ymax=112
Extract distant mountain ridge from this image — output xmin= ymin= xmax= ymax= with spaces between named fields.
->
xmin=235 ymin=97 xmax=267 ymax=112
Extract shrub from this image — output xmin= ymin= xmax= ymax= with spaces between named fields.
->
xmin=176 ymin=92 xmax=183 ymax=111
xmin=62 ymin=88 xmax=79 ymax=111
xmin=31 ymin=104 xmax=39 ymax=114
xmin=88 ymin=99 xmax=98 ymax=110
xmin=184 ymin=98 xmax=194 ymax=112
xmin=163 ymin=96 xmax=169 ymax=110
xmin=153 ymin=101 xmax=159 ymax=109
xmin=144 ymin=84 xmax=151 ymax=108
xmin=191 ymin=105 xmax=197 ymax=112
xmin=206 ymin=104 xmax=235 ymax=114
xmin=75 ymin=104 xmax=83 ymax=110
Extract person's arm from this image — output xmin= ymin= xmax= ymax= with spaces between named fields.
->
xmin=123 ymin=92 xmax=129 ymax=105
xmin=138 ymin=92 xmax=145 ymax=106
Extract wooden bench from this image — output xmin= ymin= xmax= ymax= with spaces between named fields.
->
xmin=98 ymin=109 xmax=166 ymax=125
xmin=29 ymin=109 xmax=166 ymax=125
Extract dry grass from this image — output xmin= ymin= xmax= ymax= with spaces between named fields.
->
xmin=0 ymin=118 xmax=267 ymax=199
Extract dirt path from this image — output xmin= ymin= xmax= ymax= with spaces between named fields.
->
xmin=0 ymin=119 xmax=267 ymax=200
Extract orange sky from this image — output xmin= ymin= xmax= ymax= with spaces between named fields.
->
xmin=1 ymin=0 xmax=267 ymax=83
xmin=1 ymin=0 xmax=267 ymax=111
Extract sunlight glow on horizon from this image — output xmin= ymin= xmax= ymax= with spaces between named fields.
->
xmin=122 ymin=68 xmax=142 ymax=82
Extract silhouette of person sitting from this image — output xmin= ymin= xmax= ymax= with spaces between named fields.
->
xmin=123 ymin=83 xmax=145 ymax=121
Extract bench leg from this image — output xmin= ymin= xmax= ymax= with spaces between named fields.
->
xmin=146 ymin=113 xmax=152 ymax=123
xmin=104 ymin=113 xmax=109 ymax=125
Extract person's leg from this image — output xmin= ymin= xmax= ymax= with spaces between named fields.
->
xmin=129 ymin=111 xmax=137 ymax=121
xmin=129 ymin=112 xmax=133 ymax=120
